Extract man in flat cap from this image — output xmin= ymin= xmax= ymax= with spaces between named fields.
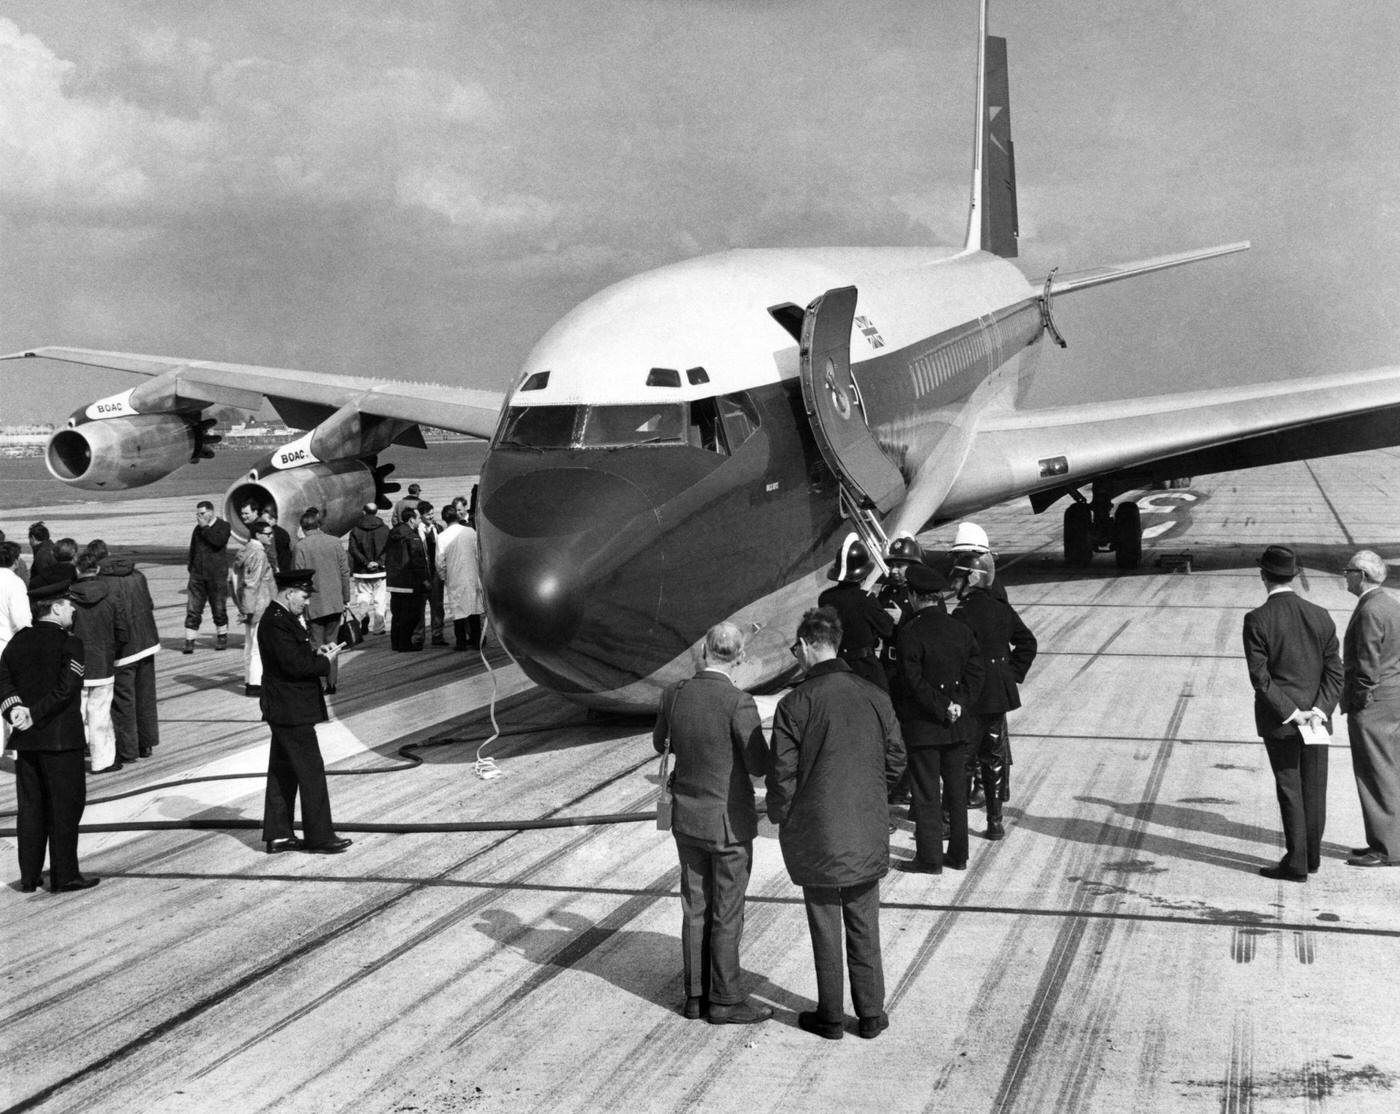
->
xmin=891 ymin=563 xmax=983 ymax=873
xmin=258 ymin=568 xmax=351 ymax=855
xmin=1340 ymin=549 xmax=1400 ymax=866
xmin=1242 ymin=544 xmax=1342 ymax=881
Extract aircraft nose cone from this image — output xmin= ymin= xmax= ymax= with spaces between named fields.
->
xmin=479 ymin=465 xmax=666 ymax=693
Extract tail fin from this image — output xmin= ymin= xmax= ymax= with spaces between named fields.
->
xmin=963 ymin=2 xmax=1019 ymax=258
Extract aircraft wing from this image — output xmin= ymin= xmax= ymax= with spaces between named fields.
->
xmin=0 ymin=346 xmax=506 ymax=439
xmin=939 ymin=365 xmax=1400 ymax=519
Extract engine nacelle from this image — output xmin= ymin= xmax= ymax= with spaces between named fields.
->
xmin=225 ymin=457 xmax=379 ymax=538
xmin=46 ymin=414 xmax=202 ymax=491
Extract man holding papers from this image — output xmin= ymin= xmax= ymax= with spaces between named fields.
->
xmin=1242 ymin=545 xmax=1344 ymax=882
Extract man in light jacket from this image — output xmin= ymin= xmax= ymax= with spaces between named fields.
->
xmin=435 ymin=506 xmax=484 ymax=652
xmin=234 ymin=522 xmax=278 ymax=697
xmin=292 ymin=507 xmax=352 ymax=694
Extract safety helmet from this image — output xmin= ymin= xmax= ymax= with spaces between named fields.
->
xmin=885 ymin=535 xmax=925 ymax=566
xmin=951 ymin=550 xmax=996 ymax=587
xmin=950 ymin=522 xmax=991 ymax=554
xmin=827 ymin=533 xmax=874 ymax=583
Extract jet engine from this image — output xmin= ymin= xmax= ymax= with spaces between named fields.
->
xmin=224 ymin=457 xmax=393 ymax=539
xmin=46 ymin=413 xmax=212 ymax=491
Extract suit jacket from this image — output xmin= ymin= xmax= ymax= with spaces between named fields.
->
xmin=1342 ymin=586 xmax=1400 ymax=714
xmin=1242 ymin=588 xmax=1343 ymax=737
xmin=292 ymin=530 xmax=353 ymax=621
xmin=0 ymin=622 xmax=86 ymax=751
xmin=894 ymin=603 xmax=985 ymax=746
xmin=653 ymin=669 xmax=769 ymax=847
xmin=257 ymin=601 xmax=330 ymax=726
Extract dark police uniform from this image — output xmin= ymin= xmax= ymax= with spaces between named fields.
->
xmin=951 ymin=586 xmax=1037 ymax=822
xmin=258 ymin=598 xmax=337 ymax=846
xmin=894 ymin=602 xmax=984 ymax=869
xmin=0 ymin=620 xmax=88 ymax=889
xmin=818 ymin=581 xmax=895 ymax=692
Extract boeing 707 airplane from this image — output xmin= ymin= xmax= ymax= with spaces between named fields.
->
xmin=7 ymin=2 xmax=1400 ymax=711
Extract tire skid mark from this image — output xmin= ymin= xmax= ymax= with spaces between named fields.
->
xmin=3 ymin=754 xmax=658 ymax=1114
xmin=1220 ymin=1010 xmax=1256 ymax=1114
xmin=1069 ymin=620 xmax=1132 ymax=681
xmin=1294 ymin=930 xmax=1316 ymax=966
xmin=991 ymin=685 xmax=1188 ymax=1112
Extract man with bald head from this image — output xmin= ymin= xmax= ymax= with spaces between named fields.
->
xmin=652 ymin=621 xmax=773 ymax=1025
xmin=1341 ymin=549 xmax=1400 ymax=866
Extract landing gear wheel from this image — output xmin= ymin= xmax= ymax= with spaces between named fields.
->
xmin=1114 ymin=501 xmax=1142 ymax=569
xmin=1064 ymin=502 xmax=1093 ymax=567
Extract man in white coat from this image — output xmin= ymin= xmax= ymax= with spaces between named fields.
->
xmin=436 ymin=505 xmax=483 ymax=652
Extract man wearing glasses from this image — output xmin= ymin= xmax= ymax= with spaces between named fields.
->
xmin=1340 ymin=549 xmax=1400 ymax=867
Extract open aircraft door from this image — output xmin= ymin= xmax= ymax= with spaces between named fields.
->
xmin=797 ymin=286 xmax=906 ymax=516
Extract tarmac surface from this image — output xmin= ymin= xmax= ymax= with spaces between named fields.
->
xmin=4 ymin=453 xmax=1400 ymax=1113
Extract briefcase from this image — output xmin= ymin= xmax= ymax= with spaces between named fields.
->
xmin=336 ymin=607 xmax=364 ymax=649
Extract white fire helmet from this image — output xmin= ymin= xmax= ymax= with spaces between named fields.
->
xmin=950 ymin=522 xmax=991 ymax=554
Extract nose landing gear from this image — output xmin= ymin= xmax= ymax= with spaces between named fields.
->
xmin=1063 ymin=486 xmax=1143 ymax=569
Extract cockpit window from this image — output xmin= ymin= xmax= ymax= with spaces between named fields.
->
xmin=718 ymin=392 xmax=760 ymax=448
xmin=496 ymin=403 xmax=687 ymax=449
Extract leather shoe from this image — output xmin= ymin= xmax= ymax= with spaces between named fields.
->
xmin=245 ymin=684 xmax=262 ymax=697
xmin=91 ymin=762 xmax=124 ymax=774
xmin=54 ymin=876 xmax=100 ymax=892
xmin=1352 ymin=846 xmax=1376 ymax=857
xmin=138 ymin=746 xmax=153 ymax=757
xmin=1259 ymin=865 xmax=1306 ymax=882
xmin=986 ymin=820 xmax=1005 ymax=841
xmin=323 ymin=686 xmax=337 ymax=695
xmin=301 ymin=837 xmax=353 ymax=854
xmin=896 ymin=858 xmax=941 ymax=875
xmin=945 ymin=857 xmax=968 ymax=870
xmin=265 ymin=838 xmax=303 ymax=854
xmin=797 ymin=1010 xmax=844 ymax=1040
xmin=682 ymin=996 xmax=706 ymax=1020
xmin=1347 ymin=852 xmax=1392 ymax=867
xmin=707 ymin=1000 xmax=773 ymax=1025
xmin=19 ymin=878 xmax=40 ymax=893
xmin=857 ymin=1012 xmax=890 ymax=1039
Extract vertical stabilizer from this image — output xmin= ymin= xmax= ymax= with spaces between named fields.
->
xmin=963 ymin=2 xmax=1019 ymax=258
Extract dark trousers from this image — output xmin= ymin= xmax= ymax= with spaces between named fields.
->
xmin=390 ymin=591 xmax=425 ymax=651
xmin=909 ymin=742 xmax=970 ymax=865
xmin=112 ymin=656 xmax=159 ymax=761
xmin=969 ymin=712 xmax=1010 ymax=819
xmin=262 ymin=723 xmax=335 ymax=844
xmin=1263 ymin=732 xmax=1328 ymax=873
xmin=14 ymin=749 xmax=86 ymax=888
xmin=675 ymin=836 xmax=753 ymax=1006
xmin=802 ymin=879 xmax=884 ymax=1021
xmin=306 ymin=614 xmax=340 ymax=690
xmin=185 ymin=575 xmax=228 ymax=631
xmin=453 ymin=616 xmax=483 ymax=651
xmin=1348 ymin=697 xmax=1400 ymax=859
xmin=429 ymin=576 xmax=445 ymax=641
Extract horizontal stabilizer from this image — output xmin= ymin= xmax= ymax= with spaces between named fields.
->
xmin=1046 ymin=242 xmax=1250 ymax=298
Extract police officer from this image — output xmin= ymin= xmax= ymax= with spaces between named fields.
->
xmin=259 ymin=568 xmax=351 ymax=855
xmin=879 ymin=535 xmax=927 ymax=804
xmin=949 ymin=551 xmax=1037 ymax=840
xmin=818 ymin=534 xmax=894 ymax=692
xmin=892 ymin=564 xmax=984 ymax=872
xmin=0 ymin=594 xmax=98 ymax=892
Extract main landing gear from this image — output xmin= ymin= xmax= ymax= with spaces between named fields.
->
xmin=1063 ymin=489 xmax=1142 ymax=569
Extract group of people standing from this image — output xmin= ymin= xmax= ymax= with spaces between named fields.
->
xmin=1243 ymin=544 xmax=1400 ymax=879
xmin=653 ymin=521 xmax=1037 ymax=1039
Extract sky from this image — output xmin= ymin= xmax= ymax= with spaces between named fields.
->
xmin=1 ymin=0 xmax=1398 ymax=425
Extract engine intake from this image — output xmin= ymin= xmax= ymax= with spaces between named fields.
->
xmin=225 ymin=458 xmax=380 ymax=539
xmin=46 ymin=414 xmax=201 ymax=491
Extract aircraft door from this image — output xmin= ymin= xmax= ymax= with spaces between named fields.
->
xmin=798 ymin=286 xmax=906 ymax=514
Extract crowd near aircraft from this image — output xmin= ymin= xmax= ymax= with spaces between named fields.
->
xmin=6 ymin=2 xmax=1400 ymax=711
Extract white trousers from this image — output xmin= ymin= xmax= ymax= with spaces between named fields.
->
xmin=82 ymin=682 xmax=116 ymax=770
xmin=244 ymin=614 xmax=264 ymax=686
xmin=352 ymin=578 xmax=388 ymax=633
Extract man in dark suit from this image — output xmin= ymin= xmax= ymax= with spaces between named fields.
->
xmin=1242 ymin=544 xmax=1343 ymax=881
xmin=1340 ymin=549 xmax=1400 ymax=866
xmin=259 ymin=569 xmax=351 ymax=855
xmin=893 ymin=564 xmax=984 ymax=873
xmin=0 ymin=594 xmax=99 ymax=892
xmin=653 ymin=622 xmax=772 ymax=1025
